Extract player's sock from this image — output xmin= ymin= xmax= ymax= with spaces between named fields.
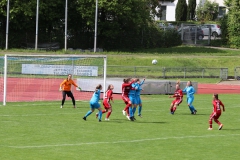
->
xmin=138 ymin=106 xmax=142 ymax=115
xmin=129 ymin=107 xmax=133 ymax=117
xmin=189 ymin=106 xmax=194 ymax=113
xmin=133 ymin=107 xmax=136 ymax=115
xmin=191 ymin=105 xmax=196 ymax=111
xmin=85 ymin=111 xmax=92 ymax=117
xmin=209 ymin=119 xmax=212 ymax=128
xmin=106 ymin=111 xmax=111 ymax=118
xmin=98 ymin=110 xmax=102 ymax=120
xmin=173 ymin=107 xmax=176 ymax=112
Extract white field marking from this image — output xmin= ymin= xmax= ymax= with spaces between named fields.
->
xmin=7 ymin=134 xmax=240 ymax=149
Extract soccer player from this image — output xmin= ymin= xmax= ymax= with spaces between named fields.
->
xmin=59 ymin=74 xmax=81 ymax=108
xmin=169 ymin=81 xmax=183 ymax=115
xmin=83 ymin=84 xmax=103 ymax=122
xmin=182 ymin=81 xmax=197 ymax=114
xmin=96 ymin=84 xmax=114 ymax=121
xmin=135 ymin=78 xmax=145 ymax=118
xmin=208 ymin=93 xmax=225 ymax=130
xmin=121 ymin=78 xmax=135 ymax=121
xmin=128 ymin=79 xmax=138 ymax=121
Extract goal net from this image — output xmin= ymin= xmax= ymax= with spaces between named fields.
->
xmin=2 ymin=54 xmax=107 ymax=105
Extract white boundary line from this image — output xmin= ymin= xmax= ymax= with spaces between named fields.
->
xmin=7 ymin=134 xmax=240 ymax=149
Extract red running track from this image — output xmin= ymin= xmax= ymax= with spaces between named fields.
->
xmin=0 ymin=78 xmax=240 ymax=102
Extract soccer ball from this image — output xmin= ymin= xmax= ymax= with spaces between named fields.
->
xmin=152 ymin=59 xmax=158 ymax=65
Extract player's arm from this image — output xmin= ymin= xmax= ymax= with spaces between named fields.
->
xmin=182 ymin=87 xmax=187 ymax=93
xmin=71 ymin=80 xmax=81 ymax=90
xmin=188 ymin=87 xmax=195 ymax=95
xmin=59 ymin=80 xmax=66 ymax=91
xmin=220 ymin=101 xmax=225 ymax=112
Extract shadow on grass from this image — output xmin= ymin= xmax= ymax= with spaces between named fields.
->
xmin=135 ymin=46 xmax=228 ymax=54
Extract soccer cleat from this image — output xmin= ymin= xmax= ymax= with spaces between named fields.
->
xmin=130 ymin=117 xmax=134 ymax=121
xmin=138 ymin=114 xmax=142 ymax=118
xmin=99 ymin=119 xmax=101 ymax=122
xmin=60 ymin=105 xmax=63 ymax=108
xmin=208 ymin=128 xmax=213 ymax=130
xmin=122 ymin=110 xmax=126 ymax=116
xmin=193 ymin=110 xmax=197 ymax=115
xmin=105 ymin=118 xmax=110 ymax=121
xmin=73 ymin=105 xmax=76 ymax=108
xmin=170 ymin=112 xmax=174 ymax=115
xmin=133 ymin=116 xmax=136 ymax=120
xmin=126 ymin=116 xmax=131 ymax=120
xmin=218 ymin=124 xmax=223 ymax=130
xmin=83 ymin=117 xmax=86 ymax=121
xmin=96 ymin=113 xmax=98 ymax=118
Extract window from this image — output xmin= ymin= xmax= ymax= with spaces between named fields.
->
xmin=218 ymin=6 xmax=226 ymax=17
xmin=160 ymin=6 xmax=166 ymax=21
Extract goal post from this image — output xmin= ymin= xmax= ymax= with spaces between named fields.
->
xmin=2 ymin=54 xmax=107 ymax=105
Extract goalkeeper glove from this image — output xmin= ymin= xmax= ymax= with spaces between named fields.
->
xmin=78 ymin=87 xmax=82 ymax=91
xmin=59 ymin=87 xmax=62 ymax=91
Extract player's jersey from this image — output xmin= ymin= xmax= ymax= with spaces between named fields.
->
xmin=60 ymin=79 xmax=78 ymax=91
xmin=182 ymin=86 xmax=195 ymax=98
xmin=122 ymin=81 xmax=134 ymax=96
xmin=129 ymin=83 xmax=138 ymax=96
xmin=104 ymin=89 xmax=113 ymax=103
xmin=90 ymin=89 xmax=101 ymax=104
xmin=173 ymin=89 xmax=183 ymax=100
xmin=212 ymin=99 xmax=224 ymax=113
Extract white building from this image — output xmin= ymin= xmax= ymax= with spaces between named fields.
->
xmin=157 ymin=0 xmax=226 ymax=21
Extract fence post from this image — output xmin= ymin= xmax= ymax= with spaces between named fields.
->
xmin=202 ymin=68 xmax=204 ymax=78
xmin=184 ymin=68 xmax=186 ymax=78
xmin=163 ymin=67 xmax=166 ymax=79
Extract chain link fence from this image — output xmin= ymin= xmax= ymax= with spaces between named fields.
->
xmin=108 ymin=66 xmax=228 ymax=80
xmin=179 ymin=23 xmax=211 ymax=46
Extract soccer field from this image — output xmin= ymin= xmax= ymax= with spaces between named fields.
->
xmin=0 ymin=94 xmax=239 ymax=160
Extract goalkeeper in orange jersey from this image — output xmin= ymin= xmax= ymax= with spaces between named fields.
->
xmin=59 ymin=74 xmax=81 ymax=108
xmin=169 ymin=81 xmax=183 ymax=115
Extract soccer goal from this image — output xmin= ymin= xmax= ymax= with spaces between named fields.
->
xmin=2 ymin=54 xmax=107 ymax=105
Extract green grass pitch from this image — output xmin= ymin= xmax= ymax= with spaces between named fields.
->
xmin=0 ymin=94 xmax=239 ymax=160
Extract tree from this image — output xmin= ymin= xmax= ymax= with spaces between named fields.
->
xmin=175 ymin=0 xmax=187 ymax=21
xmin=227 ymin=0 xmax=240 ymax=48
xmin=196 ymin=0 xmax=218 ymax=22
xmin=187 ymin=0 xmax=196 ymax=20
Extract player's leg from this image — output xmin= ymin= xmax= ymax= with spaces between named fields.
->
xmin=187 ymin=98 xmax=196 ymax=114
xmin=68 ymin=92 xmax=76 ymax=108
xmin=214 ymin=114 xmax=223 ymax=130
xmin=106 ymin=106 xmax=112 ymax=120
xmin=208 ymin=113 xmax=214 ymax=130
xmin=83 ymin=104 xmax=95 ymax=121
xmin=97 ymin=105 xmax=103 ymax=122
xmin=61 ymin=91 xmax=67 ymax=108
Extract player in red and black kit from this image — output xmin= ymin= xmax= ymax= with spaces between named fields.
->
xmin=121 ymin=78 xmax=135 ymax=120
xmin=208 ymin=93 xmax=225 ymax=130
xmin=169 ymin=81 xmax=183 ymax=115
xmin=96 ymin=84 xmax=114 ymax=121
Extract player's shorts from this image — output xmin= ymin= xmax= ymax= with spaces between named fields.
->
xmin=129 ymin=95 xmax=137 ymax=105
xmin=209 ymin=111 xmax=221 ymax=120
xmin=135 ymin=96 xmax=142 ymax=105
xmin=90 ymin=102 xmax=100 ymax=109
xmin=122 ymin=95 xmax=130 ymax=104
xmin=63 ymin=91 xmax=74 ymax=98
xmin=103 ymin=100 xmax=111 ymax=109
xmin=187 ymin=97 xmax=194 ymax=105
xmin=172 ymin=99 xmax=182 ymax=106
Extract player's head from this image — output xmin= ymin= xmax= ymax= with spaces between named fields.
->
xmin=96 ymin=84 xmax=102 ymax=90
xmin=107 ymin=84 xmax=114 ymax=91
xmin=213 ymin=93 xmax=218 ymax=100
xmin=176 ymin=80 xmax=180 ymax=89
xmin=67 ymin=74 xmax=72 ymax=80
xmin=136 ymin=78 xmax=140 ymax=83
xmin=187 ymin=81 xmax=192 ymax=86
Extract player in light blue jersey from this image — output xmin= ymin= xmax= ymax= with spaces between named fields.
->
xmin=135 ymin=78 xmax=145 ymax=118
xmin=128 ymin=79 xmax=138 ymax=121
xmin=83 ymin=84 xmax=103 ymax=122
xmin=182 ymin=81 xmax=197 ymax=114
